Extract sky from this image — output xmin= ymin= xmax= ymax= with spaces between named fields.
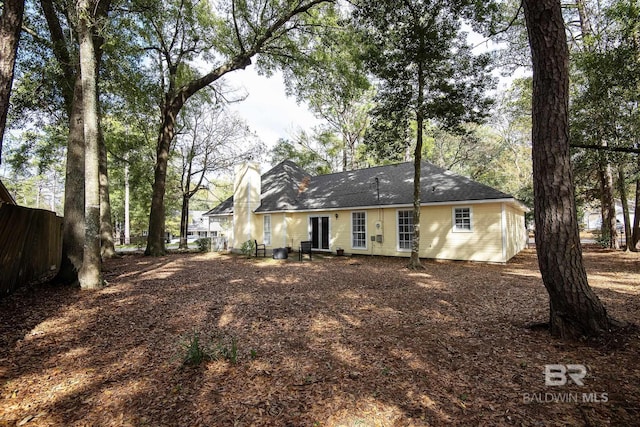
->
xmin=218 ymin=30 xmax=522 ymax=166
xmin=222 ymin=65 xmax=322 ymax=154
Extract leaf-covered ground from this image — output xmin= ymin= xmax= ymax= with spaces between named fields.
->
xmin=1 ymin=248 xmax=639 ymax=426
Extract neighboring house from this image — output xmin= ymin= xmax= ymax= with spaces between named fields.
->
xmin=204 ymin=160 xmax=528 ymax=262
xmin=582 ymin=200 xmax=635 ymax=232
xmin=185 ymin=210 xmax=214 ymax=240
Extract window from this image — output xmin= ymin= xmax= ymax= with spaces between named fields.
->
xmin=453 ymin=207 xmax=472 ymax=232
xmin=263 ymin=215 xmax=271 ymax=245
xmin=352 ymin=212 xmax=366 ymax=249
xmin=398 ymin=210 xmax=414 ymax=250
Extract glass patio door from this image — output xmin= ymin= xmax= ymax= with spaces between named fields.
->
xmin=310 ymin=216 xmax=330 ymax=250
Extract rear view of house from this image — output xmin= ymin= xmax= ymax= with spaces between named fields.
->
xmin=204 ymin=160 xmax=528 ymax=263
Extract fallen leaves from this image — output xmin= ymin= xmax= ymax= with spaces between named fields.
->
xmin=0 ymin=248 xmax=638 ymax=426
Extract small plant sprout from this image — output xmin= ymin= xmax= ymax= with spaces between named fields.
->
xmin=181 ymin=330 xmax=211 ymax=366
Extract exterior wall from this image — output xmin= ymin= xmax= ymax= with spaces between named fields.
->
xmin=256 ymin=202 xmax=525 ymax=262
xmin=504 ymin=203 xmax=528 ymax=260
xmin=419 ymin=204 xmax=504 ymax=262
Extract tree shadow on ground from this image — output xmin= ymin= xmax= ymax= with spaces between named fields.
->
xmin=0 ymin=250 xmax=638 ymax=426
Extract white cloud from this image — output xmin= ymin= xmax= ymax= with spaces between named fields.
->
xmin=222 ymin=66 xmax=322 ymax=151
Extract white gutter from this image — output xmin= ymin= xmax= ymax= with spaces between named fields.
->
xmin=255 ymin=197 xmax=528 ymax=214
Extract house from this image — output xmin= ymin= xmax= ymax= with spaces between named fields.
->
xmin=204 ymin=160 xmax=528 ymax=263
xmin=184 ymin=210 xmax=217 ymax=240
xmin=582 ymin=200 xmax=635 ymax=232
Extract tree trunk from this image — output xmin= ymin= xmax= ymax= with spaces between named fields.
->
xmin=408 ymin=55 xmax=425 ymax=270
xmin=42 ymin=0 xmax=82 ymax=285
xmin=124 ymin=158 xmax=131 ymax=244
xmin=145 ymin=106 xmax=178 ymax=256
xmin=598 ymin=159 xmax=618 ymax=249
xmin=77 ymin=0 xmax=102 ymax=290
xmin=179 ymin=150 xmax=194 ymax=250
xmin=99 ymin=120 xmax=116 ymax=258
xmin=179 ymin=194 xmax=189 ymax=249
xmin=53 ymin=74 xmax=85 ymax=285
xmin=143 ymin=1 xmax=331 ymax=255
xmin=408 ymin=116 xmax=423 ymax=270
xmin=523 ymin=0 xmax=610 ymax=339
xmin=617 ymin=166 xmax=632 ymax=251
xmin=632 ymin=158 xmax=640 ymax=251
xmin=0 ymin=0 xmax=25 ymax=161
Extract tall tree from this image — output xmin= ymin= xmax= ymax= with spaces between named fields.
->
xmin=570 ymin=0 xmax=619 ymax=249
xmin=175 ymin=101 xmax=257 ymax=249
xmin=141 ymin=0 xmax=334 ymax=256
xmin=76 ymin=0 xmax=102 ymax=289
xmin=288 ymin=10 xmax=372 ymax=171
xmin=0 ymin=0 xmax=25 ymax=161
xmin=39 ymin=0 xmax=87 ymax=284
xmin=523 ymin=0 xmax=610 ymax=338
xmin=270 ymin=128 xmax=342 ymax=174
xmin=36 ymin=0 xmax=111 ymax=285
xmin=353 ymin=0 xmax=495 ymax=269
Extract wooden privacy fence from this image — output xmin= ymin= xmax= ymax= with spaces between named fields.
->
xmin=0 ymin=203 xmax=63 ymax=295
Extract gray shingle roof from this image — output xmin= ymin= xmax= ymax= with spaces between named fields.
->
xmin=203 ymin=194 xmax=234 ymax=216
xmin=206 ymin=160 xmax=515 ymax=215
xmin=257 ymin=161 xmax=513 ymax=212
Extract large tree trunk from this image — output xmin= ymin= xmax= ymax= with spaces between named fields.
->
xmin=523 ymin=0 xmax=610 ymax=339
xmin=77 ymin=0 xmax=102 ymax=290
xmin=42 ymin=0 xmax=82 ymax=285
xmin=0 ymin=0 xmax=25 ymax=161
xmin=53 ymin=74 xmax=85 ymax=285
xmin=145 ymin=108 xmax=178 ymax=256
xmin=143 ymin=1 xmax=328 ymax=255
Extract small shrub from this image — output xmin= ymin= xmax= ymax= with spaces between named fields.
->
xmin=181 ymin=330 xmax=211 ymax=366
xmin=240 ymin=240 xmax=255 ymax=257
xmin=195 ymin=237 xmax=211 ymax=252
xmin=177 ymin=331 xmax=241 ymax=367
xmin=218 ymin=335 xmax=238 ymax=364
xmin=593 ymin=228 xmax=610 ymax=248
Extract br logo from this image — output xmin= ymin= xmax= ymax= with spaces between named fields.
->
xmin=544 ymin=364 xmax=587 ymax=386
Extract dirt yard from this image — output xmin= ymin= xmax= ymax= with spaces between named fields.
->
xmin=1 ymin=248 xmax=638 ymax=426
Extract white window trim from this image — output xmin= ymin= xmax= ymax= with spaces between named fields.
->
xmin=397 ymin=209 xmax=413 ymax=252
xmin=351 ymin=211 xmax=367 ymax=250
xmin=452 ymin=206 xmax=473 ymax=233
xmin=263 ymin=214 xmax=272 ymax=246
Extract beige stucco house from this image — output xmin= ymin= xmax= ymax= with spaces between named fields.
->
xmin=204 ymin=160 xmax=528 ymax=262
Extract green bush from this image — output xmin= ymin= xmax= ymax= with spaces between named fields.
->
xmin=195 ymin=237 xmax=211 ymax=252
xmin=240 ymin=240 xmax=255 ymax=257
xmin=593 ymin=228 xmax=610 ymax=248
xmin=178 ymin=330 xmax=239 ymax=366
xmin=181 ymin=330 xmax=211 ymax=366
